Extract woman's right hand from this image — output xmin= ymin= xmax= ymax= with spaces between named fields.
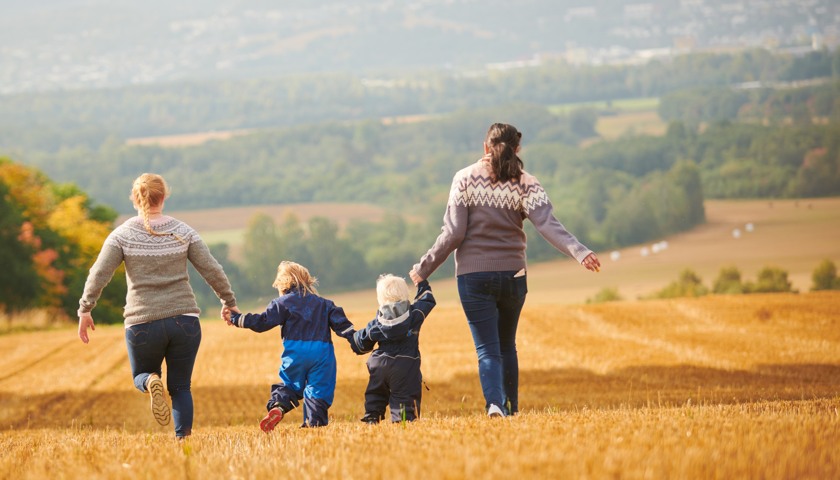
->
xmin=582 ymin=252 xmax=601 ymax=272
xmin=78 ymin=312 xmax=95 ymax=344
xmin=409 ymin=269 xmax=424 ymax=286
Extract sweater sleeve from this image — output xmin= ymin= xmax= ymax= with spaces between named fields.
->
xmin=413 ymin=175 xmax=469 ymax=279
xmin=523 ymin=177 xmax=592 ymax=263
xmin=78 ymin=237 xmax=124 ymax=314
xmin=187 ymin=235 xmax=237 ymax=308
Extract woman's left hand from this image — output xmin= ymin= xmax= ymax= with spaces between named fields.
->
xmin=582 ymin=253 xmax=601 ymax=272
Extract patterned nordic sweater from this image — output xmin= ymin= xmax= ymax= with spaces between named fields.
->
xmin=79 ymin=215 xmax=237 ymax=326
xmin=413 ymin=157 xmax=593 ymax=279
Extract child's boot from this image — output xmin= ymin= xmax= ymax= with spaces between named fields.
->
xmin=260 ymin=407 xmax=285 ymax=433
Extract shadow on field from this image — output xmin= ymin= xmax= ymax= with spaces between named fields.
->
xmin=3 ymin=363 xmax=839 ymax=431
xmin=427 ymin=363 xmax=840 ymax=415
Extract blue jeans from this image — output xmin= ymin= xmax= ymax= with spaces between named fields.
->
xmin=125 ymin=315 xmax=201 ymax=437
xmin=457 ymin=271 xmax=527 ymax=415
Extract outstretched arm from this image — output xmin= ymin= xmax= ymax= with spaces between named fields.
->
xmin=412 ymin=175 xmax=469 ymax=283
xmin=409 ymin=280 xmax=436 ymax=329
xmin=351 ymin=319 xmax=380 ymax=355
xmin=523 ymin=176 xmax=595 ymax=267
xmin=78 ymin=238 xmax=124 ymax=344
xmin=328 ymin=303 xmax=357 ymax=342
xmin=188 ymin=238 xmax=237 ymax=309
xmin=230 ymin=301 xmax=287 ymax=332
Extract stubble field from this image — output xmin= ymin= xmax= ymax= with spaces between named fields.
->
xmin=2 ymin=197 xmax=840 ymax=479
xmin=2 ymin=291 xmax=840 ymax=479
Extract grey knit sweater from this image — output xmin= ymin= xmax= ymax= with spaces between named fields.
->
xmin=413 ymin=157 xmax=593 ymax=279
xmin=79 ymin=215 xmax=237 ymax=326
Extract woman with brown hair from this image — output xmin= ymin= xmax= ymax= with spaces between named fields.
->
xmin=410 ymin=123 xmax=600 ymax=417
xmin=77 ymin=173 xmax=238 ymax=439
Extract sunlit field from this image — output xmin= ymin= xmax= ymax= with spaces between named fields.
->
xmin=594 ymin=109 xmax=668 ymax=139
xmin=548 ymin=96 xmax=660 ymax=114
xmin=125 ymin=129 xmax=254 ymax=147
xmin=2 ymin=290 xmax=840 ymax=479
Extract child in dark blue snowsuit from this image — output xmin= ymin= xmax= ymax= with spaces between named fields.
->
xmin=227 ymin=261 xmax=355 ymax=431
xmin=351 ymin=275 xmax=435 ymax=423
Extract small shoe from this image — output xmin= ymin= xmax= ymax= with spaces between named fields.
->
xmin=487 ymin=404 xmax=505 ymax=418
xmin=146 ymin=374 xmax=170 ymax=426
xmin=360 ymin=414 xmax=381 ymax=425
xmin=260 ymin=407 xmax=284 ymax=433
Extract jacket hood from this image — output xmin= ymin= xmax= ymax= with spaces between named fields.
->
xmin=376 ymin=300 xmax=411 ymax=339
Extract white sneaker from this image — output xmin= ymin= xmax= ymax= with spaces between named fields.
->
xmin=487 ymin=404 xmax=505 ymax=418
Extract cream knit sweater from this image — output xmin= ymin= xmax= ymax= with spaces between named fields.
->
xmin=79 ymin=215 xmax=236 ymax=326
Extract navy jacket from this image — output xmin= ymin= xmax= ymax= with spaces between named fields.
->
xmin=351 ymin=280 xmax=435 ymax=358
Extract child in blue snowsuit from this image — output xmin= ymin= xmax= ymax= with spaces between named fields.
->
xmin=351 ymin=275 xmax=435 ymax=423
xmin=226 ymin=261 xmax=356 ymax=431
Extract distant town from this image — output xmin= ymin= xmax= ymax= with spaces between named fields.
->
xmin=1 ymin=0 xmax=838 ymax=95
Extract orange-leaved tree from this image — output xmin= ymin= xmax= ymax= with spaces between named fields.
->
xmin=0 ymin=158 xmax=125 ymax=322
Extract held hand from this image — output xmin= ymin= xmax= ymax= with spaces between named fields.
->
xmin=78 ymin=312 xmax=95 ymax=344
xmin=409 ymin=269 xmax=423 ymax=286
xmin=221 ymin=305 xmax=241 ymax=326
xmin=582 ymin=253 xmax=601 ymax=273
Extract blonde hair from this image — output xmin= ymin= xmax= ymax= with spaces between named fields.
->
xmin=376 ymin=274 xmax=411 ymax=306
xmin=273 ymin=261 xmax=318 ymax=296
xmin=131 ymin=173 xmax=171 ymax=238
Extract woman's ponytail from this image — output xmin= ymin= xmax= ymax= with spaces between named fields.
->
xmin=484 ymin=123 xmax=523 ymax=182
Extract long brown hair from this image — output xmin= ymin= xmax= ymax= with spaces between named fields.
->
xmin=131 ymin=173 xmax=171 ymax=238
xmin=484 ymin=123 xmax=523 ymax=182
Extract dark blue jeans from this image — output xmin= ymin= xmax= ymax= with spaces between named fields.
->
xmin=457 ymin=271 xmax=527 ymax=415
xmin=125 ymin=315 xmax=201 ymax=437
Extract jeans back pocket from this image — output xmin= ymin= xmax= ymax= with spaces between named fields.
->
xmin=174 ymin=315 xmax=201 ymax=338
xmin=125 ymin=323 xmax=151 ymax=346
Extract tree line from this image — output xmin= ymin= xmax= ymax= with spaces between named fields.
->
xmin=1 ymin=48 xmax=838 ymax=153
xmin=659 ymin=79 xmax=840 ymax=126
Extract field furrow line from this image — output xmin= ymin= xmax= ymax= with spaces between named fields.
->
xmin=0 ymin=338 xmax=77 ymax=384
xmin=571 ymin=308 xmax=736 ymax=370
xmin=88 ymin=352 xmax=129 ymax=390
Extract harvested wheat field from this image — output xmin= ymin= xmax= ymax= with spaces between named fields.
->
xmin=2 ymin=291 xmax=840 ymax=479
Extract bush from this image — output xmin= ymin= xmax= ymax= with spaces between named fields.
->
xmin=587 ymin=287 xmax=623 ymax=304
xmin=811 ymin=259 xmax=840 ymax=291
xmin=748 ymin=266 xmax=794 ymax=293
xmin=713 ymin=266 xmax=745 ymax=294
xmin=652 ymin=269 xmax=708 ymax=299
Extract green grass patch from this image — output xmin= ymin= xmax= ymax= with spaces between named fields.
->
xmin=548 ymin=96 xmax=660 ymax=114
